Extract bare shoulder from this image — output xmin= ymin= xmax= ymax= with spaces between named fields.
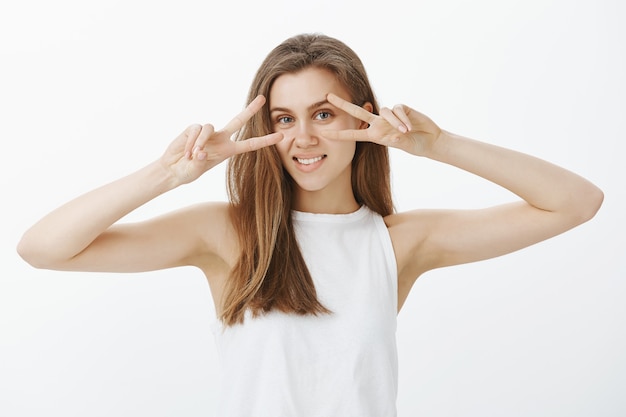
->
xmin=179 ymin=201 xmax=239 ymax=265
xmin=384 ymin=209 xmax=457 ymax=309
xmin=182 ymin=201 xmax=240 ymax=309
xmin=384 ymin=210 xmax=435 ymax=280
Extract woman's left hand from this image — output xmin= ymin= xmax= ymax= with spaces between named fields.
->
xmin=322 ymin=93 xmax=442 ymax=157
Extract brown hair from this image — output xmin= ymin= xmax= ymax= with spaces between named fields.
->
xmin=222 ymin=33 xmax=393 ymax=326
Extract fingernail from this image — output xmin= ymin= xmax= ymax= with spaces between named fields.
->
xmin=185 ymin=151 xmax=191 ymax=159
xmin=398 ymin=125 xmax=408 ymax=133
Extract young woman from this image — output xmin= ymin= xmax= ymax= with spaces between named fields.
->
xmin=17 ymin=33 xmax=603 ymax=416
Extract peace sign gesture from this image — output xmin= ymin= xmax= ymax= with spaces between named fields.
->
xmin=161 ymin=95 xmax=283 ymax=185
xmin=322 ymin=93 xmax=442 ymax=156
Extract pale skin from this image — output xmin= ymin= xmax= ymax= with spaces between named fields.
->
xmin=17 ymin=67 xmax=604 ymax=313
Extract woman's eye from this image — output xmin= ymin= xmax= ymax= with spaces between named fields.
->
xmin=315 ymin=111 xmax=331 ymax=120
xmin=277 ymin=116 xmax=293 ymax=124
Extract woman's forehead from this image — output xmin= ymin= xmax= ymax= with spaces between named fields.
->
xmin=269 ymin=67 xmax=351 ymax=111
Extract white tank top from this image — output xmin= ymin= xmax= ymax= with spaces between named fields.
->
xmin=211 ymin=206 xmax=398 ymax=416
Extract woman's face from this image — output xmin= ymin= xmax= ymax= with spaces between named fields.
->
xmin=270 ymin=67 xmax=371 ymax=210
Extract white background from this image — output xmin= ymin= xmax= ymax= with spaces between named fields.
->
xmin=1 ymin=0 xmax=624 ymax=416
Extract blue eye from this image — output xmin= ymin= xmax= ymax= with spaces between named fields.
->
xmin=277 ymin=116 xmax=294 ymax=124
xmin=315 ymin=111 xmax=331 ymax=120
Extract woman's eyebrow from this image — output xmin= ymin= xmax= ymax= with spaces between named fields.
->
xmin=270 ymin=99 xmax=332 ymax=114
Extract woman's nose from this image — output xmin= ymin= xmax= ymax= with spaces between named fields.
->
xmin=294 ymin=122 xmax=319 ymax=148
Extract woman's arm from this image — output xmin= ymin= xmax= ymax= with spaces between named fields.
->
xmin=387 ymin=131 xmax=603 ymax=276
xmin=322 ymin=94 xmax=603 ymax=282
xmin=18 ymin=159 xmax=182 ymax=270
xmin=17 ymin=96 xmax=283 ymax=272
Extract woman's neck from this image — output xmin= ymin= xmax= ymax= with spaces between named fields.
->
xmin=292 ymin=189 xmax=360 ymax=214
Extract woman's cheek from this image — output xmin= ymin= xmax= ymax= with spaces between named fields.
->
xmin=274 ymin=139 xmax=291 ymax=161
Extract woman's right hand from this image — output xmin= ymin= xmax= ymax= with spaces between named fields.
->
xmin=161 ymin=95 xmax=283 ymax=185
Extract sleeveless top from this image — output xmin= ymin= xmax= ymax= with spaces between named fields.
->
xmin=211 ymin=206 xmax=399 ymax=416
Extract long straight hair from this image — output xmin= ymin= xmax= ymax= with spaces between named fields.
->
xmin=222 ymin=33 xmax=394 ymax=326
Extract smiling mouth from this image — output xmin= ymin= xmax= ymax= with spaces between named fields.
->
xmin=294 ymin=155 xmax=326 ymax=165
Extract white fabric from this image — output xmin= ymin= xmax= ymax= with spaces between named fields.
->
xmin=211 ymin=206 xmax=398 ymax=417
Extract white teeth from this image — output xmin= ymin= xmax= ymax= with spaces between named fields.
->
xmin=296 ymin=156 xmax=324 ymax=165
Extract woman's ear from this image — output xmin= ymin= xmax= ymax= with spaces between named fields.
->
xmin=359 ymin=102 xmax=374 ymax=129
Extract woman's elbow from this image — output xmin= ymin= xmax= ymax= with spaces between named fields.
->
xmin=16 ymin=233 xmax=59 ymax=270
xmin=17 ymin=236 xmax=42 ymax=269
xmin=572 ymin=182 xmax=604 ymax=226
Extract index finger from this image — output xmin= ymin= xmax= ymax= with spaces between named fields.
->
xmin=327 ymin=93 xmax=376 ymax=124
xmin=221 ymin=95 xmax=266 ymax=136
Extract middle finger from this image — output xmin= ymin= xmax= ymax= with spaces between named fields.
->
xmin=221 ymin=95 xmax=266 ymax=136
xmin=327 ymin=93 xmax=376 ymax=124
